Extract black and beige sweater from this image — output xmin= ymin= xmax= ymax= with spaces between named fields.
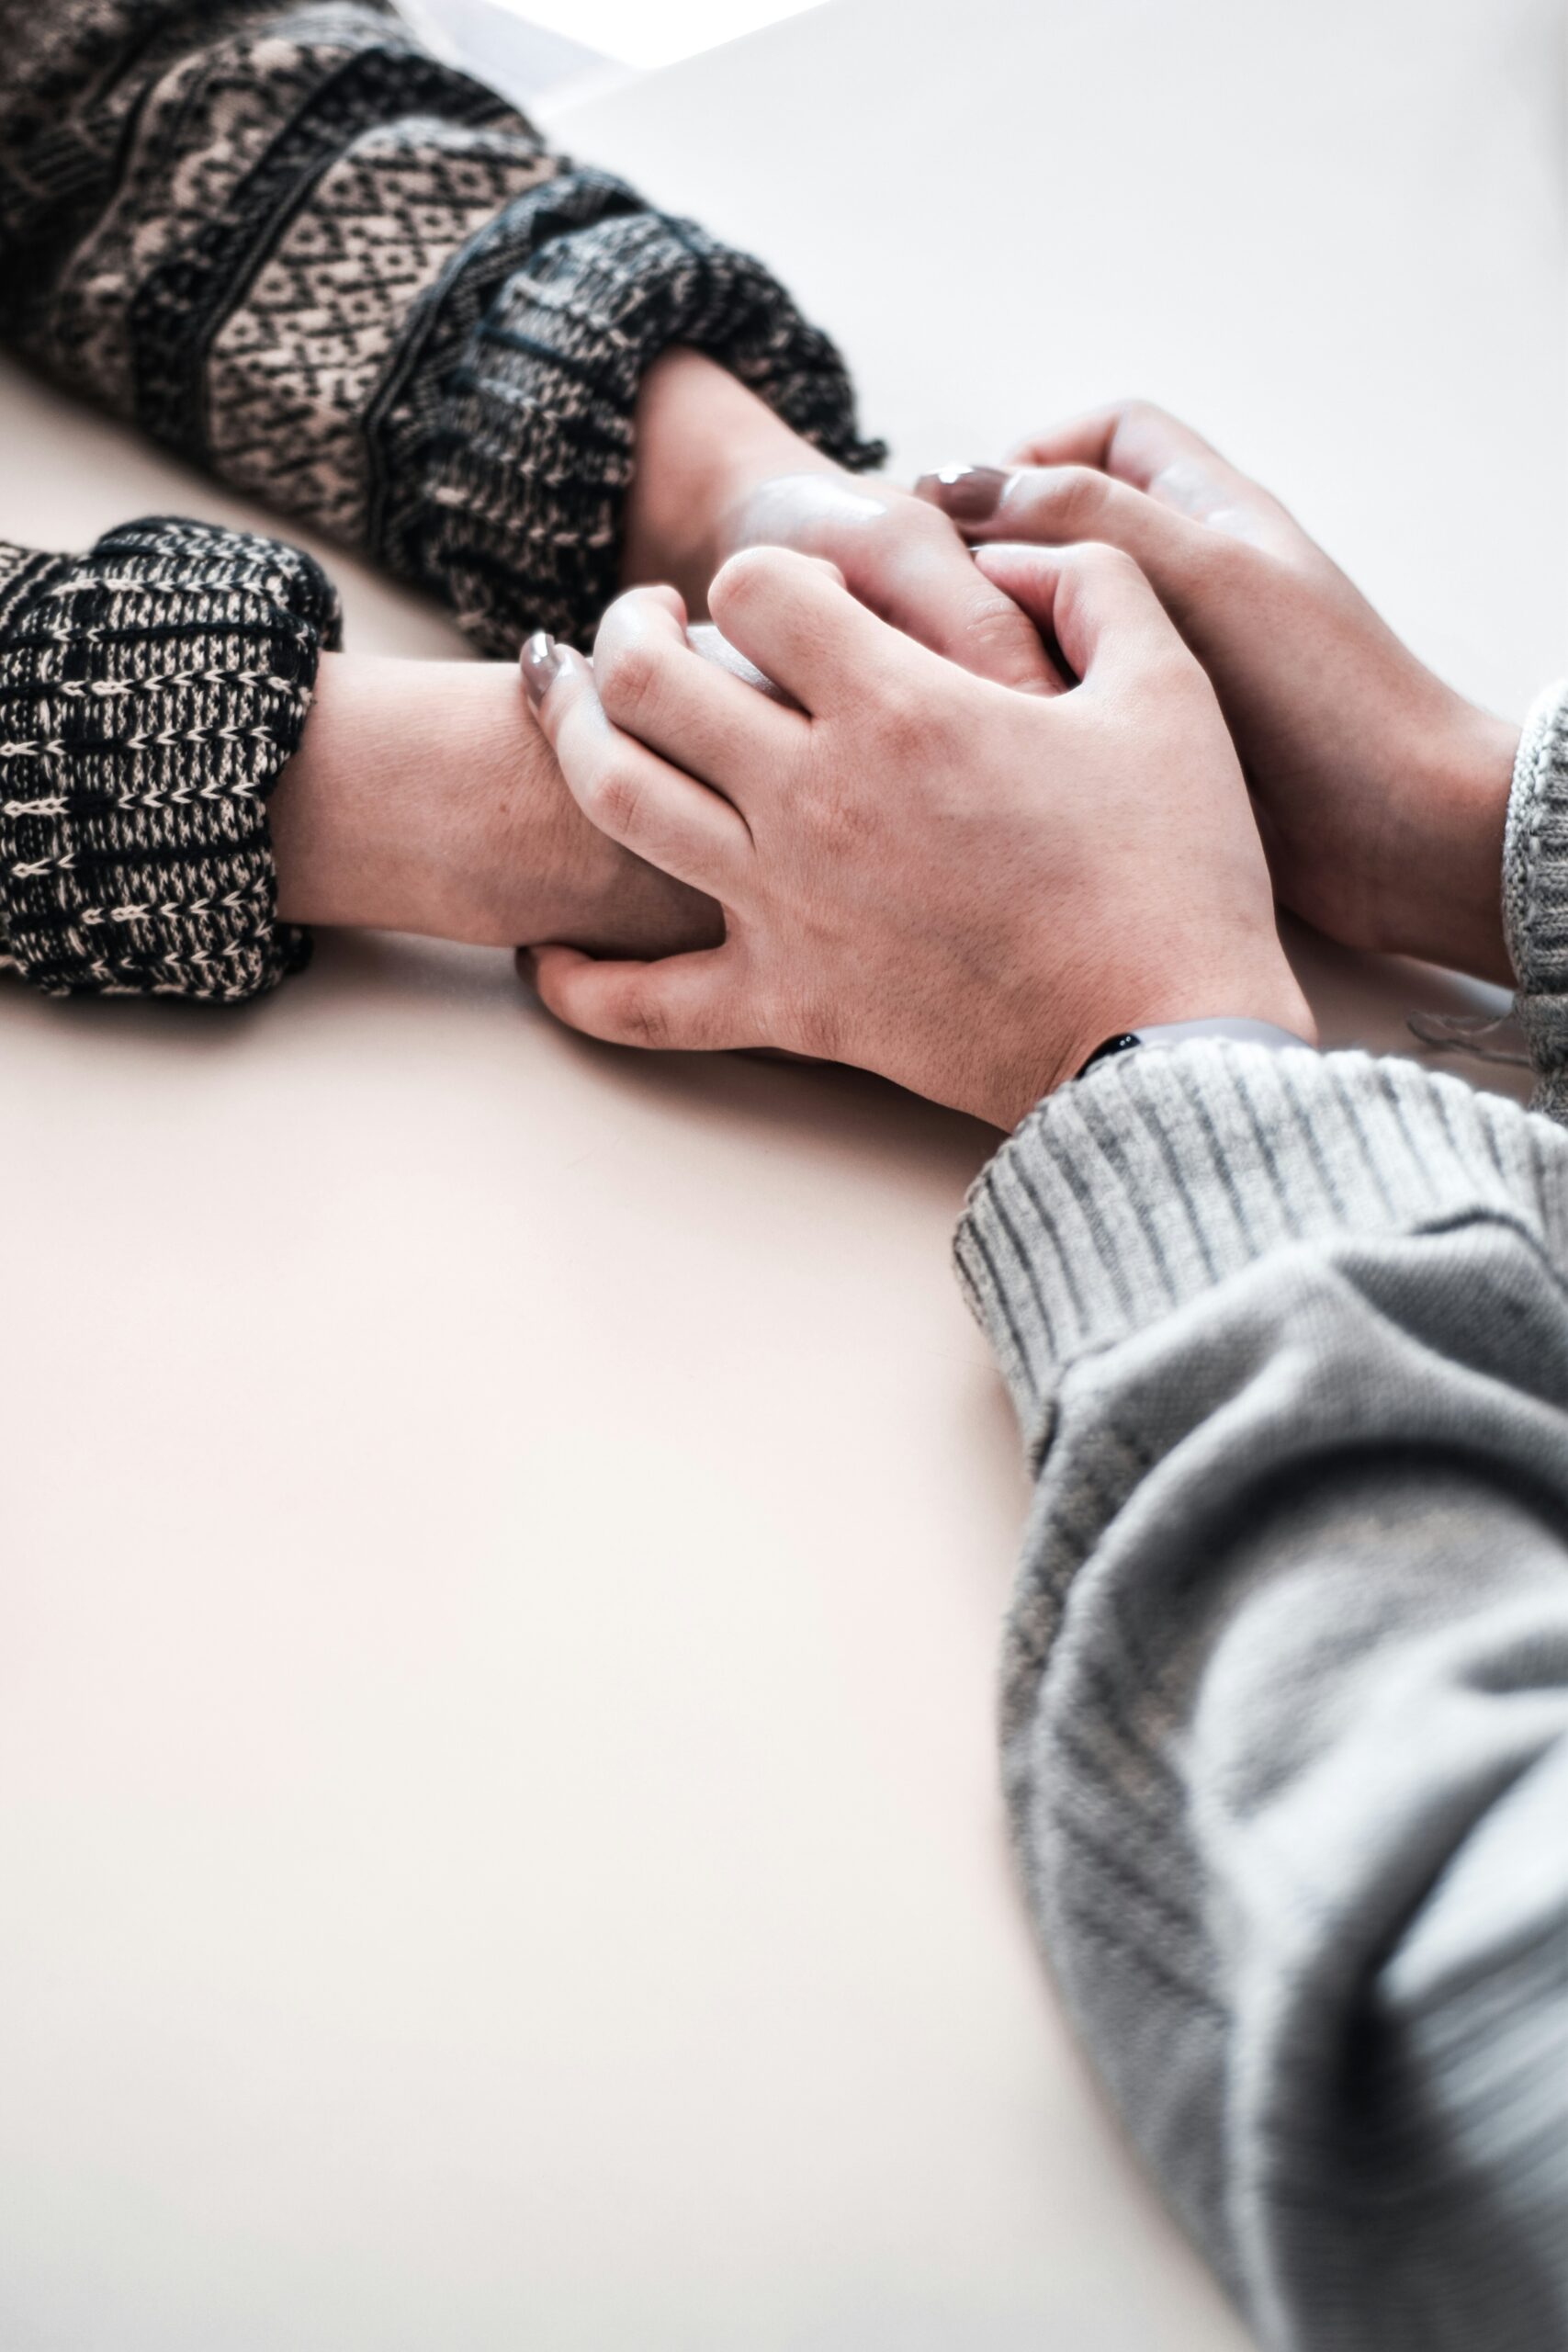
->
xmin=0 ymin=0 xmax=874 ymax=1000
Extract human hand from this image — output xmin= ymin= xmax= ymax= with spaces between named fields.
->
xmin=623 ymin=348 xmax=1058 ymax=695
xmin=916 ymin=401 xmax=1521 ymax=980
xmin=516 ymin=544 xmax=1313 ymax=1130
xmin=270 ymin=653 xmax=719 ymax=957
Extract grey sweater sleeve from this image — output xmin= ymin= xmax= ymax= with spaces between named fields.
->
xmin=953 ymin=699 xmax=1568 ymax=2350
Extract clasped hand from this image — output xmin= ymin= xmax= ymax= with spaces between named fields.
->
xmin=519 ymin=541 xmax=1310 ymax=1128
xmin=518 ymin=396 xmax=1518 ymax=1128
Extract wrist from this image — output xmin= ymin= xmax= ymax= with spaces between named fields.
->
xmin=271 ymin=655 xmax=591 ymax=945
xmin=622 ymin=347 xmax=832 ymax=610
xmin=988 ymin=952 xmax=1315 ymax=1129
xmin=1382 ymin=700 xmax=1519 ymax=982
xmin=273 ymin=654 xmax=722 ymax=957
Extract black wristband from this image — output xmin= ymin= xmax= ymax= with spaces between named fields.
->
xmin=1077 ymin=1033 xmax=1144 ymax=1079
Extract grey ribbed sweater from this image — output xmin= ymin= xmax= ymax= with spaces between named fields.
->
xmin=955 ymin=682 xmax=1568 ymax=2350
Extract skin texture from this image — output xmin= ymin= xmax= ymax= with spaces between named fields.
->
xmin=917 ymin=401 xmax=1521 ymax=980
xmin=624 ymin=347 xmax=1058 ymax=695
xmin=271 ymin=352 xmax=1052 ymax=959
xmin=271 ymin=654 xmax=719 ymax=956
xmin=519 ymin=544 xmax=1314 ymax=1130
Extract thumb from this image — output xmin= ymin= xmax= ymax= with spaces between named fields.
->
xmin=524 ymin=944 xmax=743 ymax=1055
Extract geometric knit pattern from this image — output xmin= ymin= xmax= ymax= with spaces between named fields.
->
xmin=0 ymin=517 xmax=337 ymax=998
xmin=0 ymin=0 xmax=880 ymax=998
xmin=0 ymin=0 xmax=882 ymax=655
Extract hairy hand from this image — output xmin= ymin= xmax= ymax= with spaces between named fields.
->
xmin=518 ymin=545 xmax=1311 ymax=1130
xmin=918 ymin=401 xmax=1520 ymax=979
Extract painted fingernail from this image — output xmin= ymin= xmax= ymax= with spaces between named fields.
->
xmin=520 ymin=629 xmax=564 ymax=707
xmin=914 ymin=465 xmax=1010 ymax=520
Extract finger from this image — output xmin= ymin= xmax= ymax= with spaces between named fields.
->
xmin=523 ymin=638 xmax=750 ymax=895
xmin=685 ymin=621 xmax=796 ymax=707
xmin=833 ymin=522 xmax=1060 ymax=695
xmin=592 ymin=588 xmax=806 ymax=787
xmin=919 ymin=460 xmax=1201 ymax=580
xmin=1004 ymin=400 xmax=1232 ymax=490
xmin=972 ymin=542 xmax=1189 ymax=689
xmin=525 ymin=943 xmax=746 ymax=1055
xmin=706 ymin=546 xmax=901 ymax=716
xmin=1003 ymin=402 xmax=1282 ymax=540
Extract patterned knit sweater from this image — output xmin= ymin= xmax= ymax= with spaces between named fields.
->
xmin=0 ymin=0 xmax=876 ymax=999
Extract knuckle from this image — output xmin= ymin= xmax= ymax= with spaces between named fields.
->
xmin=714 ymin=543 xmax=787 ymax=610
xmin=1074 ymin=538 xmax=1144 ymax=589
xmin=595 ymin=634 xmax=661 ymax=730
xmin=583 ymin=755 xmax=643 ymax=840
xmin=963 ymin=584 xmax=1037 ymax=662
xmin=1044 ymin=465 xmax=1111 ymax=530
xmin=615 ymin=993 xmax=671 ymax=1051
xmin=1117 ymin=396 xmax=1167 ymax=432
xmin=868 ymin=691 xmax=942 ymax=772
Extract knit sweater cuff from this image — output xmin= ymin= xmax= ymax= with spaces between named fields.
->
xmin=400 ymin=187 xmax=886 ymax=654
xmin=954 ymin=1042 xmax=1568 ymax=1452
xmin=1503 ymin=677 xmax=1568 ymax=1118
xmin=0 ymin=517 xmax=338 ymax=1001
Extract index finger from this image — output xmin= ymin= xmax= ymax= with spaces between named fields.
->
xmin=840 ymin=522 xmax=1062 ymax=695
xmin=706 ymin=545 xmax=906 ymax=716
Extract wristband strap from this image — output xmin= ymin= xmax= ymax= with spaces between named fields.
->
xmin=1077 ymin=1017 xmax=1314 ymax=1080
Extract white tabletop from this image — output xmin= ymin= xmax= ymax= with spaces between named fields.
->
xmin=0 ymin=2 xmax=1560 ymax=2346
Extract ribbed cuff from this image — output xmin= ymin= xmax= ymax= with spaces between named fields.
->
xmin=399 ymin=177 xmax=885 ymax=654
xmin=954 ymin=1042 xmax=1568 ymax=1453
xmin=1503 ymin=678 xmax=1568 ymax=1115
xmin=0 ymin=517 xmax=338 ymax=1001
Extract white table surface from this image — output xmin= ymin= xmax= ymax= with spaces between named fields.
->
xmin=1 ymin=3 xmax=1561 ymax=2346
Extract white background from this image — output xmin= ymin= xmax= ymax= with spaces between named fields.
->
xmin=0 ymin=1 xmax=1562 ymax=2346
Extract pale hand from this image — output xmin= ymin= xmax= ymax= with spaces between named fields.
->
xmin=917 ymin=401 xmax=1520 ymax=981
xmin=622 ymin=347 xmax=1058 ymax=696
xmin=519 ymin=543 xmax=1313 ymax=1131
xmin=271 ymin=654 xmax=718 ymax=957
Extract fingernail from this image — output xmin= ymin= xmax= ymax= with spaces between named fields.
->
xmin=914 ymin=465 xmax=1010 ymax=521
xmin=520 ymin=629 xmax=564 ymax=707
xmin=911 ymin=463 xmax=1010 ymax=519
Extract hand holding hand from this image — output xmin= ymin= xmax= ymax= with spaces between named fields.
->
xmin=271 ymin=654 xmax=719 ymax=958
xmin=518 ymin=543 xmax=1312 ymax=1130
xmin=918 ymin=401 xmax=1521 ymax=980
xmin=623 ymin=348 xmax=1058 ymax=697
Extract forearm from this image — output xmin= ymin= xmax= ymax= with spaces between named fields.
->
xmin=273 ymin=656 xmax=581 ymax=946
xmin=270 ymin=651 xmax=718 ymax=957
xmin=621 ymin=349 xmax=838 ymax=614
xmin=958 ymin=1044 xmax=1568 ymax=2349
xmin=0 ymin=1 xmax=878 ymax=654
